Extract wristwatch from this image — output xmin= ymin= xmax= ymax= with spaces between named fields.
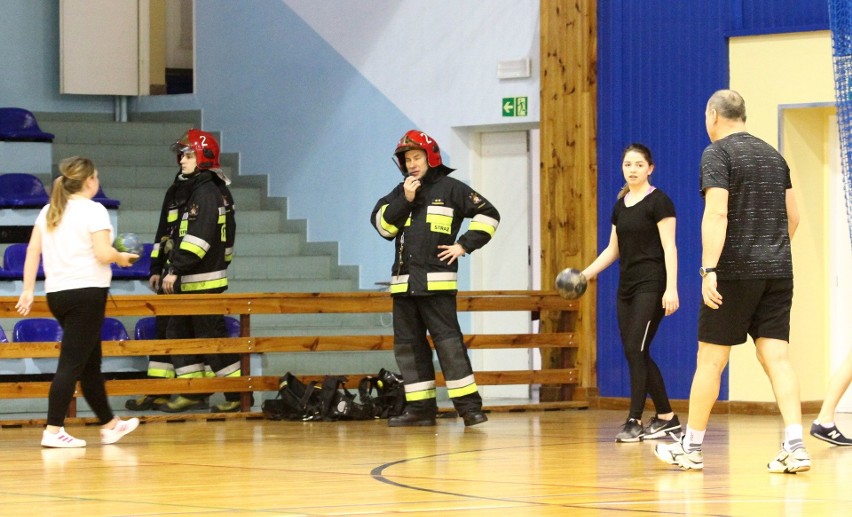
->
xmin=699 ymin=266 xmax=717 ymax=278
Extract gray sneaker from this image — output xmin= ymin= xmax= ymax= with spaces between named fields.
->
xmin=654 ymin=438 xmax=704 ymax=470
xmin=615 ymin=418 xmax=645 ymax=443
xmin=767 ymin=446 xmax=811 ymax=473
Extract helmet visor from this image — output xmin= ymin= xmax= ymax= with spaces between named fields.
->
xmin=169 ymin=141 xmax=192 ymax=155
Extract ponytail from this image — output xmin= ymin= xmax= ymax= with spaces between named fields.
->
xmin=47 ymin=156 xmax=95 ymax=231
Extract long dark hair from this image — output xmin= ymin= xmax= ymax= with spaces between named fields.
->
xmin=617 ymin=143 xmax=654 ymax=200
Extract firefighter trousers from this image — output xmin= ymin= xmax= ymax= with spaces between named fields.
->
xmin=167 ymin=314 xmax=241 ymax=402
xmin=392 ymin=294 xmax=482 ymax=416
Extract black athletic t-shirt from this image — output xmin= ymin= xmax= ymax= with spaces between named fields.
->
xmin=611 ymin=188 xmax=675 ymax=298
xmin=700 ymin=132 xmax=793 ymax=279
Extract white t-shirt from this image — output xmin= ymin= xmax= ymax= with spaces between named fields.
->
xmin=35 ymin=198 xmax=113 ymax=293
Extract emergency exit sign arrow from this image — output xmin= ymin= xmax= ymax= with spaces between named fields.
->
xmin=502 ymin=96 xmax=528 ymax=117
xmin=503 ymin=99 xmax=515 ymax=116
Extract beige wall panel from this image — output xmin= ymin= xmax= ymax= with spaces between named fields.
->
xmin=729 ymin=31 xmax=834 ymax=402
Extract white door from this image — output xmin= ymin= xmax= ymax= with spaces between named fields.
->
xmin=471 ymin=131 xmax=535 ymax=400
xmin=60 ymin=0 xmax=150 ymax=95
xmin=829 ymin=115 xmax=852 ymax=413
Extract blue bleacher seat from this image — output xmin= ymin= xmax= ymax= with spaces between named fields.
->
xmin=0 ymin=243 xmax=44 ymax=279
xmin=93 ymin=186 xmax=120 ymax=209
xmin=111 ymin=243 xmax=153 ymax=279
xmin=225 ymin=316 xmax=241 ymax=337
xmin=100 ymin=317 xmax=146 ymax=372
xmin=0 ymin=173 xmax=50 ymax=208
xmin=134 ymin=315 xmax=240 ymax=338
xmin=0 ymin=325 xmax=8 ymax=343
xmin=13 ymin=318 xmax=62 ymax=373
xmin=13 ymin=318 xmax=62 ymax=342
xmin=134 ymin=317 xmax=158 ymax=340
xmin=0 ymin=108 xmax=54 ymax=142
xmin=102 ymin=317 xmax=130 ymax=341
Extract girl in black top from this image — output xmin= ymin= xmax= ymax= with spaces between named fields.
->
xmin=581 ymin=144 xmax=680 ymax=443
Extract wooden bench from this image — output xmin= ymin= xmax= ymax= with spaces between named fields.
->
xmin=0 ymin=291 xmax=586 ymax=424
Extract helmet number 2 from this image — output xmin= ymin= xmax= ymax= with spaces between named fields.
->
xmin=199 ymin=135 xmax=208 ymax=148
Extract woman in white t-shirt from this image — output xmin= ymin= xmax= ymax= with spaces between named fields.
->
xmin=16 ymin=156 xmax=141 ymax=448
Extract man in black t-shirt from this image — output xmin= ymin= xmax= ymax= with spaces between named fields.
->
xmin=655 ymin=89 xmax=810 ymax=473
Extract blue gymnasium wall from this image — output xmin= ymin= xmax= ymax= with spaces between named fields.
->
xmin=596 ymin=0 xmax=829 ymax=401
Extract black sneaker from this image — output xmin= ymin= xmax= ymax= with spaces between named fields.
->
xmin=643 ymin=415 xmax=682 ymax=439
xmin=615 ymin=418 xmax=645 ymax=443
xmin=810 ymin=422 xmax=852 ymax=446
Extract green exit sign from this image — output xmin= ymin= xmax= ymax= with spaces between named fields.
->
xmin=502 ymin=96 xmax=528 ymax=117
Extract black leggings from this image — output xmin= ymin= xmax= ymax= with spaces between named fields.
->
xmin=617 ymin=291 xmax=672 ymax=420
xmin=46 ymin=287 xmax=114 ymax=427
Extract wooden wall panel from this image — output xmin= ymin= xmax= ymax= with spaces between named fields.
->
xmin=540 ymin=0 xmax=597 ymax=401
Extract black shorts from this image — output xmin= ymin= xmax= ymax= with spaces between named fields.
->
xmin=698 ymin=278 xmax=793 ymax=346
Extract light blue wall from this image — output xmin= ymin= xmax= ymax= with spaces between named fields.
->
xmin=0 ymin=1 xmax=113 ymax=113
xmin=1 ymin=0 xmax=540 ymax=289
xmin=134 ymin=0 xmax=541 ymax=289
xmin=0 ymin=0 xmax=539 ymax=288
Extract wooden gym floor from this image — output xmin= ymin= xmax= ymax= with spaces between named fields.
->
xmin=0 ymin=408 xmax=849 ymax=516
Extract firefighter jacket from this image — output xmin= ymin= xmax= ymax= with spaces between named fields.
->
xmin=212 ymin=175 xmax=236 ymax=268
xmin=149 ymin=172 xmax=181 ymax=278
xmin=371 ymin=168 xmax=499 ymax=296
xmin=150 ymin=170 xmax=233 ymax=293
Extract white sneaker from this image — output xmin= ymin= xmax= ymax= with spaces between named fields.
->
xmin=100 ymin=417 xmax=140 ymax=445
xmin=41 ymin=427 xmax=86 ymax=448
xmin=654 ymin=438 xmax=704 ymax=470
xmin=767 ymin=446 xmax=811 ymax=473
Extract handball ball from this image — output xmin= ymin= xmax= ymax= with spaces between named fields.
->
xmin=114 ymin=232 xmax=143 ymax=258
xmin=555 ymin=268 xmax=588 ymax=300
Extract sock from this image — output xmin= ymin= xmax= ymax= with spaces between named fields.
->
xmin=784 ymin=424 xmax=804 ymax=451
xmin=815 ymin=420 xmax=835 ymax=428
xmin=683 ymin=425 xmax=705 ymax=452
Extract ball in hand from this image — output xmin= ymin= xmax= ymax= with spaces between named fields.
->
xmin=555 ymin=268 xmax=588 ymax=300
xmin=113 ymin=232 xmax=143 ymax=263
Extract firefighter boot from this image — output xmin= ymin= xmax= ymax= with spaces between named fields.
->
xmin=388 ymin=400 xmax=437 ymax=427
xmin=211 ymin=401 xmax=241 ymax=413
xmin=462 ymin=410 xmax=488 ymax=427
xmin=125 ymin=395 xmax=170 ymax=411
xmin=159 ymin=395 xmax=209 ymax=413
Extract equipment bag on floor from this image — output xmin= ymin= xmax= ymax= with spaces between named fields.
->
xmin=262 ymin=370 xmax=405 ymax=421
xmin=357 ymin=368 xmax=406 ymax=418
xmin=262 ymin=372 xmax=326 ymax=421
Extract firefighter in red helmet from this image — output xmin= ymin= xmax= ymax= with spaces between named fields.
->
xmin=149 ymin=129 xmax=240 ymax=413
xmin=371 ymin=129 xmax=500 ymax=427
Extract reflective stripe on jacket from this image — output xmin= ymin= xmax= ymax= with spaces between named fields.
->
xmin=370 ymin=169 xmax=499 ymax=296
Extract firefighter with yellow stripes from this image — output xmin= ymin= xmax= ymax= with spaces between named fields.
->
xmin=154 ymin=129 xmax=241 ymax=413
xmin=370 ymin=129 xmax=500 ymax=427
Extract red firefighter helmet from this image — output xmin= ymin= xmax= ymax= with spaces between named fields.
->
xmin=170 ymin=128 xmax=220 ymax=170
xmin=392 ymin=129 xmax=454 ymax=176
